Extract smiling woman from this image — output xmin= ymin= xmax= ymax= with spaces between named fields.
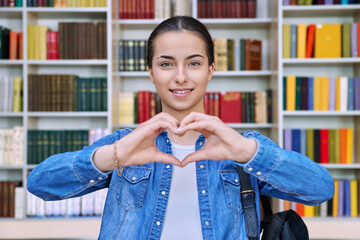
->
xmin=26 ymin=16 xmax=334 ymax=240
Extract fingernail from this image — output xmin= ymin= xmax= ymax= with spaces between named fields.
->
xmin=175 ymin=127 xmax=182 ymax=135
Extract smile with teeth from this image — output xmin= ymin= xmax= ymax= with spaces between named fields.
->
xmin=171 ymin=89 xmax=192 ymax=94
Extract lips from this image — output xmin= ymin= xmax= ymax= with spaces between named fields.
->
xmin=169 ymin=88 xmax=194 ymax=97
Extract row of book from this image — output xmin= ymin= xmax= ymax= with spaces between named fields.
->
xmin=283 ymin=128 xmax=354 ymax=164
xmin=283 ymin=23 xmax=360 ymax=58
xmin=118 ymin=0 xmax=191 ymax=19
xmin=283 ymin=0 xmax=360 ymax=5
xmin=0 ymin=76 xmax=23 ymax=112
xmin=284 ymin=76 xmax=360 ymax=111
xmin=197 ymin=0 xmax=257 ymax=19
xmin=26 ymin=188 xmax=108 ymax=218
xmin=27 ymin=127 xmax=108 ymax=165
xmin=214 ymin=38 xmax=262 ymax=71
xmin=286 ymin=179 xmax=359 ymax=218
xmin=27 ymin=22 xmax=106 ymax=60
xmin=28 ymin=75 xmax=107 ymax=112
xmin=0 ymin=26 xmax=23 ymax=60
xmin=0 ymin=0 xmax=22 ymax=6
xmin=117 ymin=90 xmax=272 ymax=124
xmin=0 ymin=126 xmax=23 ymax=166
xmin=0 ymin=181 xmax=20 ymax=218
xmin=27 ymin=0 xmax=107 ymax=7
xmin=118 ymin=40 xmax=148 ymax=72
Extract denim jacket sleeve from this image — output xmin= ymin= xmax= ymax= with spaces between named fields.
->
xmin=27 ymin=129 xmax=125 ymax=201
xmin=241 ymin=131 xmax=334 ymax=206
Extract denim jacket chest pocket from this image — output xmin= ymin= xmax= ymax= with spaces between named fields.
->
xmin=115 ymin=166 xmax=152 ymax=211
xmin=219 ymin=170 xmax=243 ymax=214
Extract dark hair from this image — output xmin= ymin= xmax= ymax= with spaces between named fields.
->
xmin=146 ymin=16 xmax=214 ymax=68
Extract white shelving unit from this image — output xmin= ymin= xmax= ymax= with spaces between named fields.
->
xmin=0 ymin=0 xmax=113 ymax=238
xmin=278 ymin=1 xmax=360 ymax=239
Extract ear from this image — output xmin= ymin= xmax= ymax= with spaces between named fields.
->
xmin=207 ymin=63 xmax=215 ymax=82
xmin=149 ymin=67 xmax=155 ymax=84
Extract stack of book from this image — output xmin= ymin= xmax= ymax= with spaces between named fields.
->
xmin=286 ymin=178 xmax=359 ymax=218
xmin=27 ymin=22 xmax=106 ymax=60
xmin=0 ymin=126 xmax=24 ymax=166
xmin=197 ymin=0 xmax=257 ymax=18
xmin=283 ymin=0 xmax=360 ymax=5
xmin=26 ymin=188 xmax=108 ymax=218
xmin=117 ymin=90 xmax=272 ymax=125
xmin=0 ymin=26 xmax=23 ymax=60
xmin=27 ymin=127 xmax=108 ymax=165
xmin=27 ymin=0 xmax=107 ymax=7
xmin=283 ymin=128 xmax=354 ymax=164
xmin=284 ymin=76 xmax=360 ymax=111
xmin=118 ymin=40 xmax=148 ymax=72
xmin=283 ymin=23 xmax=360 ymax=58
xmin=0 ymin=0 xmax=22 ymax=7
xmin=0 ymin=76 xmax=23 ymax=112
xmin=28 ymin=75 xmax=107 ymax=112
xmin=213 ymin=38 xmax=262 ymax=71
xmin=0 ymin=181 xmax=22 ymax=218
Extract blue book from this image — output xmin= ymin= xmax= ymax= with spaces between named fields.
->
xmin=292 ymin=129 xmax=301 ymax=153
xmin=325 ymin=0 xmax=334 ymax=3
xmin=348 ymin=77 xmax=354 ymax=110
xmin=355 ymin=77 xmax=360 ymax=110
xmin=284 ymin=129 xmax=292 ymax=151
xmin=351 ymin=23 xmax=358 ymax=57
xmin=338 ymin=180 xmax=345 ymax=217
xmin=283 ymin=0 xmax=291 ymax=5
xmin=290 ymin=24 xmax=297 ymax=58
xmin=300 ymin=129 xmax=307 ymax=156
xmin=344 ymin=180 xmax=351 ymax=217
xmin=308 ymin=77 xmax=314 ymax=110
xmin=329 ymin=77 xmax=336 ymax=111
xmin=341 ymin=0 xmax=349 ymax=3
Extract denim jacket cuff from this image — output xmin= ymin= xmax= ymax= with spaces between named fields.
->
xmin=242 ymin=135 xmax=280 ymax=181
xmin=73 ymin=146 xmax=111 ymax=185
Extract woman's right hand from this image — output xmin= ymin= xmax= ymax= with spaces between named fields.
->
xmin=115 ymin=112 xmax=181 ymax=167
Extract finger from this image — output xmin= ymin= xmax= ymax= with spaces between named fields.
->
xmin=148 ymin=119 xmax=178 ymax=136
xmin=177 ymin=120 xmax=214 ymax=137
xmin=153 ymin=152 xmax=181 ymax=167
xmin=179 ymin=112 xmax=210 ymax=128
xmin=181 ymin=150 xmax=208 ymax=167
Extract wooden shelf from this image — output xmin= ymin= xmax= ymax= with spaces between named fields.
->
xmin=115 ymin=70 xmax=276 ymax=77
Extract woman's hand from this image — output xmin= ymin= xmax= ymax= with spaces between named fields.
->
xmin=176 ymin=112 xmax=258 ymax=167
xmin=116 ymin=112 xmax=182 ymax=167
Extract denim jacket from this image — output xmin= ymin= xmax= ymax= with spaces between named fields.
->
xmin=27 ymin=129 xmax=334 ymax=240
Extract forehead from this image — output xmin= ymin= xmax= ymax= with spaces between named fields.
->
xmin=152 ymin=31 xmax=207 ymax=56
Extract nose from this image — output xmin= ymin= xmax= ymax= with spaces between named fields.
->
xmin=174 ymin=65 xmax=187 ymax=84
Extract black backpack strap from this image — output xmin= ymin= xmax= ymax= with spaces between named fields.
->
xmin=260 ymin=195 xmax=273 ymax=218
xmin=236 ymin=165 xmax=259 ymax=240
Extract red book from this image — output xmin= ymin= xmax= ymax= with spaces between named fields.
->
xmin=150 ymin=0 xmax=154 ymax=19
xmin=306 ymin=24 xmax=315 ymax=58
xmin=216 ymin=0 xmax=222 ymax=18
xmin=204 ymin=92 xmax=209 ymax=114
xmin=138 ymin=0 xmax=145 ymax=19
xmin=123 ymin=0 xmax=128 ymax=19
xmin=240 ymin=0 xmax=246 ymax=18
xmin=137 ymin=91 xmax=145 ymax=123
xmin=214 ymin=92 xmax=220 ymax=117
xmin=119 ymin=0 xmax=124 ymax=19
xmin=46 ymin=30 xmax=51 ymax=59
xmin=53 ymin=31 xmax=59 ymax=59
xmin=220 ymin=92 xmax=241 ymax=123
xmin=340 ymin=128 xmax=347 ymax=164
xmin=38 ymin=0 xmax=44 ymax=6
xmin=144 ymin=91 xmax=151 ymax=121
xmin=320 ymin=129 xmax=329 ymax=164
xmin=296 ymin=203 xmax=305 ymax=217
xmin=246 ymin=0 xmax=256 ymax=18
xmin=234 ymin=0 xmax=240 ymax=18
xmin=18 ymin=32 xmax=23 ymax=59
xmin=9 ymin=31 xmax=18 ymax=60
xmin=358 ymin=23 xmax=360 ymax=58
xmin=144 ymin=0 xmax=150 ymax=19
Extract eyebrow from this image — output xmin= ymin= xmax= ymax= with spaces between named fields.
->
xmin=156 ymin=54 xmax=204 ymax=60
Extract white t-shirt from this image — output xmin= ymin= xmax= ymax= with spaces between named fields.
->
xmin=160 ymin=143 xmax=202 ymax=240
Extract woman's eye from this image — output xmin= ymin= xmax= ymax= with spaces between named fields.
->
xmin=189 ymin=62 xmax=200 ymax=67
xmin=160 ymin=62 xmax=172 ymax=67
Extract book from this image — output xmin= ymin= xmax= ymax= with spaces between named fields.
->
xmin=283 ymin=24 xmax=291 ymax=58
xmin=314 ymin=24 xmax=341 ymax=58
xmin=342 ymin=23 xmax=351 ymax=57
xmin=297 ymin=24 xmax=307 ymax=58
xmin=306 ymin=24 xmax=316 ymax=58
xmin=286 ymin=75 xmax=296 ymax=111
xmin=219 ymin=92 xmax=241 ymax=123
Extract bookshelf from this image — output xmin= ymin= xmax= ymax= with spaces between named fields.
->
xmin=279 ymin=1 xmax=360 ymax=239
xmin=0 ymin=0 xmax=113 ymax=238
xmin=1 ymin=0 xmax=360 ymax=239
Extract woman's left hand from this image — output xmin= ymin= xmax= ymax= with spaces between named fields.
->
xmin=176 ymin=112 xmax=258 ymax=167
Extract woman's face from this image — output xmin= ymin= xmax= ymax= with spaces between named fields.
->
xmin=149 ymin=30 xmax=214 ymax=115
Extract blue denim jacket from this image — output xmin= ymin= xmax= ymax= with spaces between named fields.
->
xmin=27 ymin=129 xmax=334 ymax=240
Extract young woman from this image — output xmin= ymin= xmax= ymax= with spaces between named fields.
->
xmin=27 ymin=16 xmax=334 ymax=240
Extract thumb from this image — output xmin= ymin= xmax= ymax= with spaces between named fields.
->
xmin=181 ymin=150 xmax=208 ymax=167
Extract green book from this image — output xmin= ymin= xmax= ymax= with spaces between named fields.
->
xmin=329 ymin=129 xmax=335 ymax=164
xmin=73 ymin=76 xmax=78 ymax=111
xmin=306 ymin=129 xmax=314 ymax=161
xmin=15 ymin=0 xmax=22 ymax=6
xmin=334 ymin=129 xmax=340 ymax=164
xmin=297 ymin=0 xmax=305 ymax=4
xmin=0 ymin=27 xmax=4 ymax=59
xmin=283 ymin=76 xmax=286 ymax=110
xmin=305 ymin=0 xmax=313 ymax=4
xmin=40 ymin=130 xmax=49 ymax=164
xmin=283 ymin=24 xmax=291 ymax=58
xmin=48 ymin=0 xmax=54 ymax=7
xmin=295 ymin=76 xmax=301 ymax=110
xmin=240 ymin=39 xmax=245 ymax=71
xmin=27 ymin=130 xmax=35 ymax=165
xmin=250 ymin=92 xmax=255 ymax=123
xmin=48 ymin=130 xmax=56 ymax=157
xmin=134 ymin=92 xmax=138 ymax=123
xmin=54 ymin=130 xmax=65 ymax=154
xmin=95 ymin=78 xmax=102 ymax=111
xmin=89 ymin=78 xmax=97 ymax=111
xmin=342 ymin=23 xmax=351 ymax=58
xmin=65 ymin=130 xmax=73 ymax=152
xmin=35 ymin=131 xmax=42 ymax=165
xmin=101 ymin=77 xmax=107 ymax=111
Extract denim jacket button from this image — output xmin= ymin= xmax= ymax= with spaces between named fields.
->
xmin=166 ymin=139 xmax=169 ymax=143
xmin=132 ymin=177 xmax=136 ymax=181
xmin=200 ymin=164 xmax=204 ymax=169
xmin=166 ymin=165 xmax=170 ymax=169
xmin=256 ymin=171 xmax=262 ymax=175
xmin=235 ymin=179 xmax=238 ymax=183
xmin=201 ymin=190 xmax=206 ymax=195
xmin=156 ymin=221 xmax=161 ymax=226
xmin=98 ymin=177 xmax=103 ymax=180
xmin=199 ymin=142 xmax=203 ymax=146
xmin=161 ymin=191 xmax=166 ymax=195
xmin=248 ymin=167 xmax=253 ymax=171
xmin=205 ymin=221 xmax=209 ymax=226
xmin=89 ymin=179 xmax=95 ymax=183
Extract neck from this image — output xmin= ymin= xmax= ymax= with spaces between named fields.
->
xmin=162 ymin=103 xmax=204 ymax=145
